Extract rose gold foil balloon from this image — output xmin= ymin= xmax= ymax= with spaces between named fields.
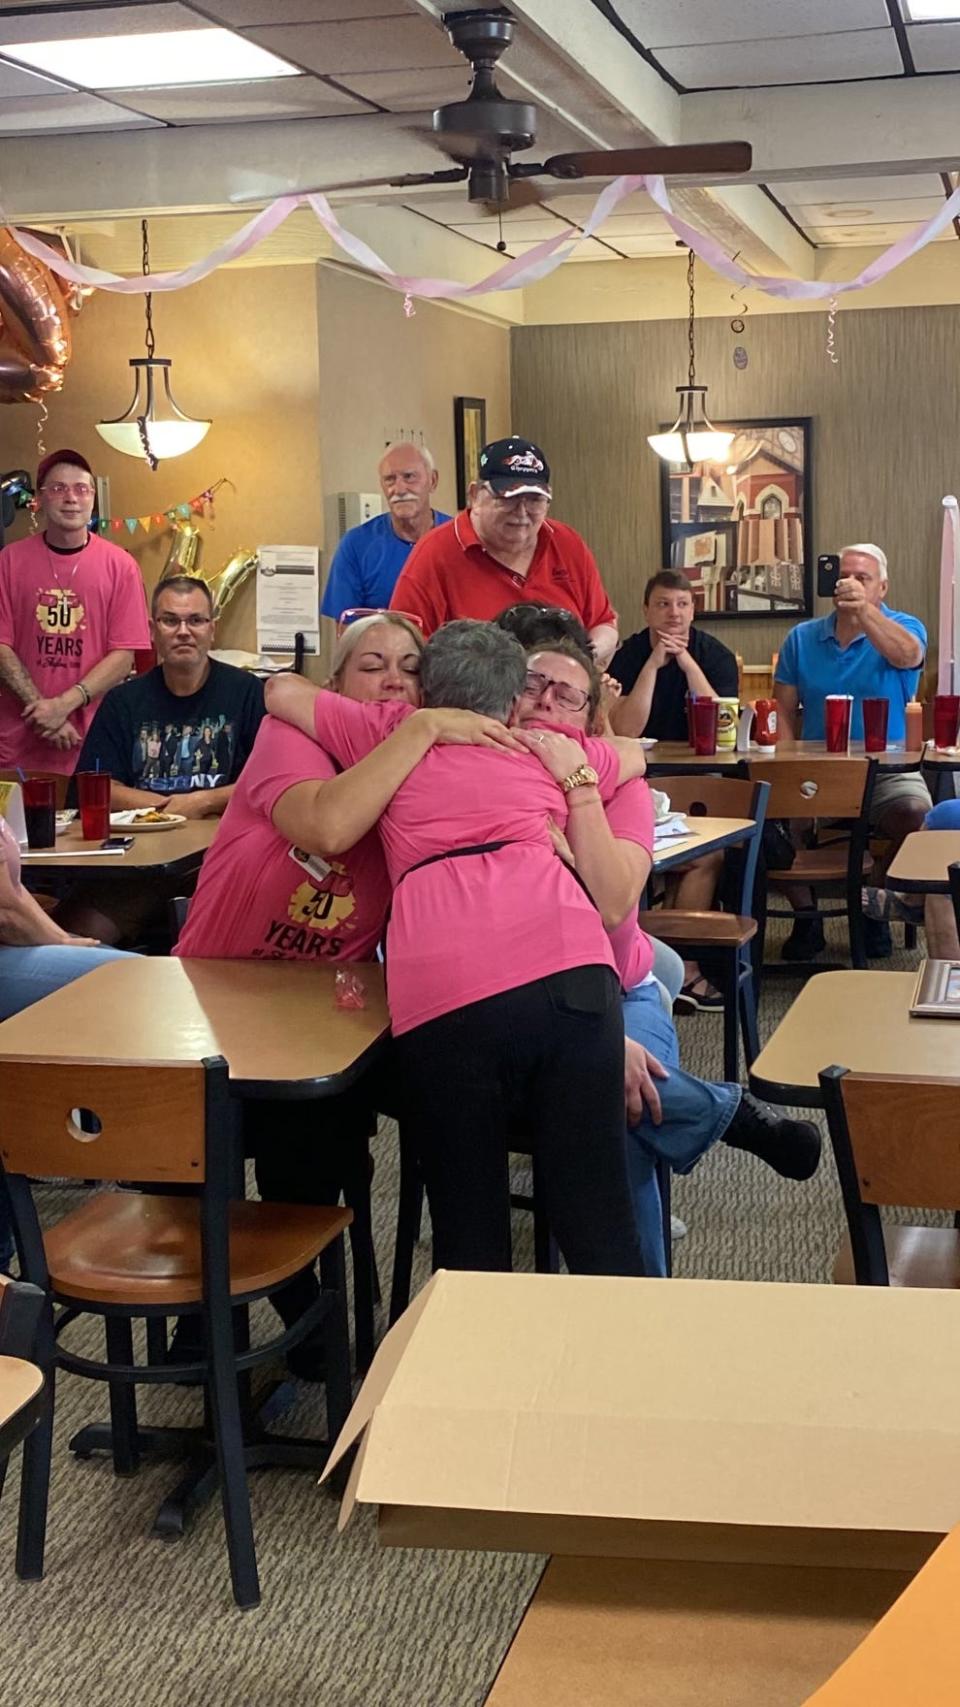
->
xmin=0 ymin=227 xmax=74 ymax=403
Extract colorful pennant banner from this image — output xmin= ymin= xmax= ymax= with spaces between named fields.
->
xmin=98 ymin=476 xmax=230 ymax=538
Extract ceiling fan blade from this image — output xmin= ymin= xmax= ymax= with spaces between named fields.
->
xmin=540 ymin=142 xmax=753 ymax=182
xmin=230 ymin=167 xmax=468 ymax=205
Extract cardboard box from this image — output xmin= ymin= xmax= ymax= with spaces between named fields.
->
xmin=326 ymin=1271 xmax=960 ymax=1571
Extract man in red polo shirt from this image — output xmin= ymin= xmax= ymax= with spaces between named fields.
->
xmin=389 ymin=437 xmax=619 ymax=666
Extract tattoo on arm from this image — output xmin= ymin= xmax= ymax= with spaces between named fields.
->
xmin=0 ymin=645 xmax=37 ymax=706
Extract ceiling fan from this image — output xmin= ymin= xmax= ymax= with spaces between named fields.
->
xmin=234 ymin=7 xmax=751 ymax=210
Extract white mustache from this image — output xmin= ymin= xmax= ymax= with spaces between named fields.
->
xmin=389 ymin=494 xmax=418 ymax=503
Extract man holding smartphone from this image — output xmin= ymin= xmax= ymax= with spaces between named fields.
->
xmin=774 ymin=542 xmax=929 ymax=959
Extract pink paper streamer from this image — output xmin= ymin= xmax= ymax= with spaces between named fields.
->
xmin=6 ymin=171 xmax=960 ymax=304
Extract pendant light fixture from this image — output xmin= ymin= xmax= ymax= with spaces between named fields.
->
xmin=96 ymin=219 xmax=210 ymax=470
xmin=647 ymin=249 xmax=733 ymax=467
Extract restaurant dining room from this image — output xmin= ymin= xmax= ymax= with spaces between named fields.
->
xmin=5 ymin=2 xmax=960 ymax=1704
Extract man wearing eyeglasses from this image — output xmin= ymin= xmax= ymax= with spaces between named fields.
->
xmin=57 ymin=575 xmax=266 ymax=944
xmin=0 ymin=448 xmax=150 ymax=772
xmin=390 ymin=437 xmax=619 ymax=667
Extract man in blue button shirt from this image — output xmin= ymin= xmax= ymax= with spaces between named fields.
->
xmin=775 ymin=542 xmax=930 ymax=959
xmin=321 ymin=442 xmax=450 ymax=626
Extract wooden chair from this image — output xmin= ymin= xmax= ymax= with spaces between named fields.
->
xmin=0 ymin=769 xmax=70 ymax=809
xmin=820 ymin=1067 xmax=960 ymax=1288
xmin=0 ymin=1054 xmax=353 ymax=1609
xmin=637 ymin=775 xmax=770 ymax=1082
xmin=0 ymin=1277 xmax=45 ymax=1516
xmin=747 ymin=756 xmax=876 ymax=970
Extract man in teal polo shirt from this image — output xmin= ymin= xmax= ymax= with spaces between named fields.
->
xmin=774 ymin=542 xmax=929 ymax=959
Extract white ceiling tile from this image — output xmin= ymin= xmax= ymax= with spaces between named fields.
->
xmin=657 ymin=28 xmax=902 ymax=87
xmin=0 ymin=3 xmax=201 ymax=44
xmin=616 ymin=0 xmax=889 ymax=49
xmin=802 ymin=197 xmax=948 ymax=225
xmin=0 ymin=59 xmax=69 ymax=95
xmin=543 ymin=190 xmax=656 ymax=220
xmin=0 ymin=90 xmax=161 ymax=131
xmin=403 ymin=196 xmax=540 ymax=225
xmin=806 ymin=222 xmax=955 ymax=245
xmin=337 ymin=67 xmax=471 ymax=110
xmin=907 ymin=21 xmax=960 ymax=70
xmin=243 ymin=17 xmax=462 ymax=76
xmin=112 ymin=74 xmax=367 ymax=120
xmin=775 ymin=173 xmax=946 ymax=204
xmin=605 ymin=232 xmax=687 ymax=255
xmin=198 ymin=0 xmax=411 ymax=23
xmin=451 ymin=218 xmax=570 ymax=241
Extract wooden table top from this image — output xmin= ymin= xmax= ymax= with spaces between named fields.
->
xmin=748 ymin=970 xmax=956 ymax=1108
xmin=887 ymin=831 xmax=960 ymax=894
xmin=652 ymin=816 xmax=754 ymax=872
xmin=20 ymin=816 xmax=219 ymax=874
xmin=0 ymin=1355 xmax=43 ymax=1426
xmin=648 ymin=741 xmax=923 ymax=774
xmin=0 ymin=956 xmax=390 ymax=1096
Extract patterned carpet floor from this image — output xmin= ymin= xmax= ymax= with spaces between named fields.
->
xmin=0 ymin=920 xmax=926 ymax=1707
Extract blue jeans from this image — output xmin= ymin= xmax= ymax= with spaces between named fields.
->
xmin=648 ymin=936 xmax=685 ymax=1004
xmin=0 ymin=944 xmax=135 ymax=1266
xmin=622 ymin=980 xmax=740 ymax=1276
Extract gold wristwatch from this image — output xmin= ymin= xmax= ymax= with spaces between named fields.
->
xmin=560 ymin=763 xmax=600 ymax=794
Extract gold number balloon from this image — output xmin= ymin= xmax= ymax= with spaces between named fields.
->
xmin=0 ymin=228 xmax=75 ymax=404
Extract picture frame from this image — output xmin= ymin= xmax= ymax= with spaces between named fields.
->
xmin=658 ymin=416 xmax=813 ymax=619
xmin=454 ymin=396 xmax=487 ymax=509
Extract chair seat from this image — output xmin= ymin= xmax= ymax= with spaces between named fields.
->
xmin=768 ymin=846 xmax=871 ymax=886
xmin=637 ymin=910 xmax=758 ymax=948
xmin=834 ymin=1224 xmax=960 ymax=1289
xmin=0 ymin=1355 xmax=43 ymax=1428
xmin=44 ymin=1191 xmax=353 ymax=1306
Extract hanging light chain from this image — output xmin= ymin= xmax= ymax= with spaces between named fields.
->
xmin=137 ymin=218 xmax=159 ymax=470
xmin=687 ymin=247 xmax=697 ymax=387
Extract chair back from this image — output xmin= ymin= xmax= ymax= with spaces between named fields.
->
xmin=0 ymin=1060 xmax=211 ymax=1185
xmin=0 ymin=769 xmax=69 ymax=809
xmin=650 ymin=773 xmax=770 ymax=917
xmin=168 ymin=895 xmax=190 ymax=944
xmin=746 ymin=756 xmax=874 ymax=822
xmin=820 ymin=1067 xmax=960 ymax=1283
xmin=950 ymin=861 xmax=960 ymax=944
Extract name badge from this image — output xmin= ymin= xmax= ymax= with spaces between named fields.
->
xmin=288 ymin=845 xmax=332 ymax=884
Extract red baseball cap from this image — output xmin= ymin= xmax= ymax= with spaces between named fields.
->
xmin=36 ymin=448 xmax=94 ymax=489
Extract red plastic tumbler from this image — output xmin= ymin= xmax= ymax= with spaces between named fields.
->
xmin=861 ymin=697 xmax=889 ymax=753
xmin=933 ymin=694 xmax=960 ymax=751
xmin=76 ymin=770 xmax=111 ymax=842
xmin=690 ymin=697 xmax=719 ymax=756
xmin=824 ymin=696 xmax=852 ymax=754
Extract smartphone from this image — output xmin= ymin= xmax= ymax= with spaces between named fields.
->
xmin=101 ymin=836 xmax=135 ymax=851
xmin=817 ymin=553 xmax=841 ymax=598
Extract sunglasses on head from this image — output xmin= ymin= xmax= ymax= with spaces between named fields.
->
xmin=336 ymin=607 xmax=425 ymax=640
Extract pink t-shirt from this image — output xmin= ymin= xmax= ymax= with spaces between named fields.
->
xmin=0 ymin=531 xmax=150 ymax=772
xmin=309 ymin=692 xmax=623 ymax=1036
xmin=0 ymin=815 xmax=21 ymax=893
xmin=603 ymin=778 xmax=656 ymax=990
xmin=174 ymin=716 xmax=390 ymax=964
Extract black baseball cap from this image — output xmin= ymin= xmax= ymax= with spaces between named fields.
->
xmin=477 ymin=436 xmax=551 ymax=499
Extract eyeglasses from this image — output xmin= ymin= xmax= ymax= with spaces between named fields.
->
xmin=154 ymin=613 xmax=213 ymax=631
xmin=522 ymin=670 xmax=590 ymax=713
xmin=481 ymin=485 xmax=550 ymax=512
xmin=336 ymin=607 xmax=425 ymax=639
xmin=42 ymin=482 xmax=95 ymax=499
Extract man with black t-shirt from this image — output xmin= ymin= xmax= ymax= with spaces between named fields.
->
xmin=608 ymin=571 xmax=740 ymax=1012
xmin=57 ymin=575 xmax=264 ymax=943
xmin=608 ymin=570 xmax=739 ymax=740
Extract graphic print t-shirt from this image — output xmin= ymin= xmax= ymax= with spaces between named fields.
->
xmin=73 ymin=660 xmax=265 ymax=798
xmin=174 ymin=714 xmax=389 ymax=963
xmin=0 ymin=531 xmax=150 ymax=771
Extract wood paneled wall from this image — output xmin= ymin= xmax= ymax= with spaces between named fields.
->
xmin=511 ymin=305 xmax=960 ymax=676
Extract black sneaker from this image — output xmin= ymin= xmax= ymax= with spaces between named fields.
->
xmin=780 ymin=918 xmax=825 ymax=962
xmin=724 ymin=1093 xmax=821 ymax=1180
xmin=862 ymin=916 xmax=893 ymax=959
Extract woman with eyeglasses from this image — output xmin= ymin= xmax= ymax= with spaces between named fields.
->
xmin=0 ymin=448 xmax=150 ymax=774
xmin=514 ymin=636 xmax=820 ymax=1273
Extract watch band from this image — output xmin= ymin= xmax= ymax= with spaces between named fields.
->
xmin=560 ymin=763 xmax=599 ymax=794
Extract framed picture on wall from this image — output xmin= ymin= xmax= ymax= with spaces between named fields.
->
xmin=454 ymin=396 xmax=487 ymax=509
xmin=658 ymin=416 xmax=813 ymax=619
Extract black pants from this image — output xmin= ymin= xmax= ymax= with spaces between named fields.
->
xmin=394 ymin=966 xmax=644 ymax=1277
xmin=245 ymin=1084 xmax=376 ymax=1326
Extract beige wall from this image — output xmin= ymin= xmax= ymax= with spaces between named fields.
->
xmin=511 ymin=304 xmax=960 ymax=672
xmin=315 ymin=263 xmax=512 ymax=525
xmin=1 ymin=264 xmax=322 ymax=654
xmin=1 ymin=258 xmax=512 ymax=657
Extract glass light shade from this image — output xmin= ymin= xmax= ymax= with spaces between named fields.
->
xmin=96 ymin=358 xmax=210 ymax=465
xmin=647 ymin=385 xmax=733 ymax=466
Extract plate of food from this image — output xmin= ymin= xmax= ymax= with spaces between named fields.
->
xmin=110 ymin=808 xmax=187 ymax=833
